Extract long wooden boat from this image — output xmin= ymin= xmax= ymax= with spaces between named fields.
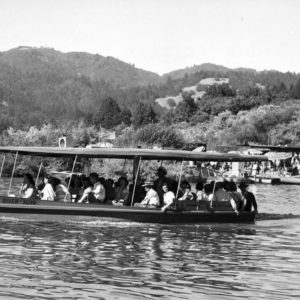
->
xmin=0 ymin=146 xmax=267 ymax=223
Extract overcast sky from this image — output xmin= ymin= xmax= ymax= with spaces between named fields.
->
xmin=1 ymin=0 xmax=299 ymax=75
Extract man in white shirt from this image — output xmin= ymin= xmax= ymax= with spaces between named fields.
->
xmin=135 ymin=181 xmax=159 ymax=208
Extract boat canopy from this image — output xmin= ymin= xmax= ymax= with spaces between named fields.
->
xmin=265 ymin=152 xmax=293 ymax=161
xmin=246 ymin=143 xmax=300 ymax=153
xmin=0 ymin=146 xmax=268 ymax=162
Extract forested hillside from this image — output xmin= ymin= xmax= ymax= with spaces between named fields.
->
xmin=1 ymin=46 xmax=300 ymax=153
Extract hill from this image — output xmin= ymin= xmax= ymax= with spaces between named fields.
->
xmin=1 ymin=46 xmax=300 ymax=133
xmin=162 ymin=63 xmax=230 ymax=80
xmin=0 ymin=46 xmax=160 ymax=88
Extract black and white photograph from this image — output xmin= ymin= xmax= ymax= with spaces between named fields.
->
xmin=0 ymin=0 xmax=299 ymax=299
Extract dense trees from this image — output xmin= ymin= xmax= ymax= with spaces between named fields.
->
xmin=132 ymin=102 xmax=157 ymax=129
xmin=2 ymin=47 xmax=300 ymax=155
xmin=91 ymin=97 xmax=123 ymax=129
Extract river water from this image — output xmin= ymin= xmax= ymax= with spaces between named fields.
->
xmin=0 ymin=179 xmax=300 ymax=299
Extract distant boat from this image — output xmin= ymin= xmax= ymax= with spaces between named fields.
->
xmin=245 ymin=143 xmax=300 ymax=185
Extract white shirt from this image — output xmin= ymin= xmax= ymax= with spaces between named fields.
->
xmin=213 ymin=189 xmax=232 ymax=202
xmin=93 ymin=182 xmax=106 ymax=201
xmin=196 ymin=190 xmax=207 ymax=201
xmin=41 ymin=183 xmax=56 ymax=201
xmin=78 ymin=186 xmax=93 ymax=203
xmin=140 ymin=188 xmax=160 ymax=206
xmin=163 ymin=191 xmax=175 ymax=206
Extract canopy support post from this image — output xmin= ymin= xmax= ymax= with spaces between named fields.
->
xmin=35 ymin=161 xmax=43 ymax=187
xmin=175 ymin=159 xmax=184 ymax=197
xmin=210 ymin=176 xmax=217 ymax=210
xmin=65 ymin=155 xmax=78 ymax=202
xmin=131 ymin=156 xmax=141 ymax=207
xmin=8 ymin=152 xmax=18 ymax=196
xmin=174 ymin=159 xmax=184 ymax=210
xmin=0 ymin=154 xmax=6 ymax=179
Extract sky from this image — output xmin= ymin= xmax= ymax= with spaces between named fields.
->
xmin=0 ymin=0 xmax=299 ymax=75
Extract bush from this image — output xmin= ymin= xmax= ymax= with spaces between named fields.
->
xmin=134 ymin=124 xmax=185 ymax=149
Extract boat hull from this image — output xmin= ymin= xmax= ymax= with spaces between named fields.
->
xmin=0 ymin=196 xmax=255 ymax=224
xmin=251 ymin=175 xmax=300 ymax=185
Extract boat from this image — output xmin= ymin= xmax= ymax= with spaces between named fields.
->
xmin=0 ymin=146 xmax=267 ymax=224
xmin=244 ymin=143 xmax=300 ymax=185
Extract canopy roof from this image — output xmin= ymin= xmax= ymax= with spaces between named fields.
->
xmin=246 ymin=143 xmax=300 ymax=153
xmin=265 ymin=152 xmax=292 ymax=161
xmin=0 ymin=146 xmax=268 ymax=162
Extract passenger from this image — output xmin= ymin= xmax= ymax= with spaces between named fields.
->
xmin=135 ymin=181 xmax=160 ymax=208
xmin=227 ymin=181 xmax=246 ymax=213
xmin=238 ymin=182 xmax=258 ymax=213
xmin=77 ymin=177 xmax=93 ymax=203
xmin=210 ymin=181 xmax=238 ymax=213
xmin=212 ymin=181 xmax=232 ymax=202
xmin=197 ymin=182 xmax=212 ymax=211
xmin=125 ymin=180 xmax=146 ymax=206
xmin=39 ymin=175 xmax=56 ymax=201
xmin=112 ymin=176 xmax=129 ymax=206
xmin=178 ymin=181 xmax=196 ymax=201
xmin=88 ymin=172 xmax=106 ymax=203
xmin=65 ymin=175 xmax=82 ymax=202
xmin=105 ymin=178 xmax=115 ymax=202
xmin=52 ymin=177 xmax=71 ymax=202
xmin=153 ymin=166 xmax=173 ymax=207
xmin=19 ymin=173 xmax=37 ymax=199
xmin=195 ymin=182 xmax=206 ymax=201
xmin=161 ymin=182 xmax=175 ymax=213
xmin=203 ymin=182 xmax=213 ymax=200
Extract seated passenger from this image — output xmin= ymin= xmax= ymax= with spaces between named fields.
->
xmin=153 ymin=166 xmax=174 ymax=207
xmin=196 ymin=182 xmax=211 ymax=210
xmin=238 ymin=182 xmax=258 ymax=213
xmin=52 ymin=177 xmax=71 ymax=202
xmin=211 ymin=181 xmax=239 ymax=213
xmin=178 ymin=181 xmax=196 ymax=201
xmin=211 ymin=181 xmax=232 ymax=202
xmin=39 ymin=175 xmax=56 ymax=201
xmin=161 ymin=183 xmax=175 ymax=212
xmin=20 ymin=173 xmax=37 ymax=199
xmin=195 ymin=182 xmax=206 ymax=201
xmin=227 ymin=181 xmax=246 ymax=213
xmin=78 ymin=177 xmax=93 ymax=203
xmin=112 ymin=176 xmax=129 ymax=206
xmin=125 ymin=179 xmax=146 ymax=206
xmin=65 ymin=175 xmax=82 ymax=202
xmin=134 ymin=181 xmax=159 ymax=208
xmin=105 ymin=178 xmax=115 ymax=202
xmin=88 ymin=172 xmax=106 ymax=203
xmin=208 ymin=181 xmax=232 ymax=210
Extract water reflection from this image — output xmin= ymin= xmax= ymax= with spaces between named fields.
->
xmin=0 ymin=218 xmax=299 ymax=299
xmin=1 ymin=179 xmax=300 ymax=299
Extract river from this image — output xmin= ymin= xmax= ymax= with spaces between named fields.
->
xmin=0 ymin=179 xmax=299 ymax=299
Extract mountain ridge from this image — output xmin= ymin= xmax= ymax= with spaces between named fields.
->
xmin=2 ymin=46 xmax=298 ymax=88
